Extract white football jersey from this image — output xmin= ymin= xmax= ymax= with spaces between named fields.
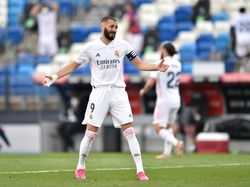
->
xmin=150 ymin=55 xmax=181 ymax=105
xmin=232 ymin=13 xmax=250 ymax=45
xmin=75 ymin=38 xmax=134 ymax=87
xmin=37 ymin=9 xmax=57 ymax=42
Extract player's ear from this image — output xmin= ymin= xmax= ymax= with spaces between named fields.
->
xmin=100 ymin=23 xmax=105 ymax=31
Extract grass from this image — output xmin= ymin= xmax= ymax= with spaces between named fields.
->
xmin=0 ymin=152 xmax=250 ymax=187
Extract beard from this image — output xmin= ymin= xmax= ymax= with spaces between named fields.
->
xmin=104 ymin=28 xmax=116 ymax=41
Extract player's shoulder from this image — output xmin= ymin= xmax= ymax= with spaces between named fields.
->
xmin=164 ymin=55 xmax=181 ymax=68
xmin=113 ymin=38 xmax=130 ymax=47
xmin=81 ymin=39 xmax=103 ymax=51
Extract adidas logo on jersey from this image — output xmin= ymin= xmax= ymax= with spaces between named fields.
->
xmin=96 ymin=53 xmax=100 ymax=57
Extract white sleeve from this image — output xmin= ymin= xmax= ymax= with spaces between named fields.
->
xmin=163 ymin=56 xmax=172 ymax=66
xmin=124 ymin=40 xmax=135 ymax=55
xmin=149 ymin=60 xmax=159 ymax=78
xmin=150 ymin=71 xmax=158 ymax=79
xmin=74 ymin=45 xmax=91 ymax=65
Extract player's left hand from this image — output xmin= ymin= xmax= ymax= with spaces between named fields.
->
xmin=139 ymin=89 xmax=145 ymax=97
xmin=158 ymin=59 xmax=169 ymax=72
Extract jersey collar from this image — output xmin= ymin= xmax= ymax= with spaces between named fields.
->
xmin=99 ymin=37 xmax=116 ymax=47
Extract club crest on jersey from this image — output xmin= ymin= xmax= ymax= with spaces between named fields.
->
xmin=114 ymin=50 xmax=120 ymax=58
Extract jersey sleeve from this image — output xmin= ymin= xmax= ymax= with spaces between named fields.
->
xmin=74 ymin=45 xmax=91 ymax=65
xmin=163 ymin=56 xmax=172 ymax=66
xmin=149 ymin=71 xmax=158 ymax=79
xmin=124 ymin=41 xmax=137 ymax=61
xmin=149 ymin=60 xmax=159 ymax=78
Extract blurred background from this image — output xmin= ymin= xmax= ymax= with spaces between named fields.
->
xmin=0 ymin=0 xmax=250 ymax=154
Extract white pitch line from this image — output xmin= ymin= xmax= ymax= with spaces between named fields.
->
xmin=1 ymin=163 xmax=250 ymax=175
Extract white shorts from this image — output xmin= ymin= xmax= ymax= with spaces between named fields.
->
xmin=82 ymin=86 xmax=133 ymax=128
xmin=236 ymin=43 xmax=250 ymax=58
xmin=153 ymin=99 xmax=180 ymax=128
xmin=38 ymin=39 xmax=58 ymax=55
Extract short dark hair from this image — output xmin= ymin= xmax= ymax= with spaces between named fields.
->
xmin=162 ymin=42 xmax=177 ymax=56
xmin=239 ymin=7 xmax=246 ymax=13
xmin=101 ymin=16 xmax=117 ymax=23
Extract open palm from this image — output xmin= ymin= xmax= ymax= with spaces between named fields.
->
xmin=158 ymin=59 xmax=169 ymax=72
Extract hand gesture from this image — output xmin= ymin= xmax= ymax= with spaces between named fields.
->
xmin=139 ymin=89 xmax=145 ymax=97
xmin=43 ymin=74 xmax=58 ymax=87
xmin=158 ymin=59 xmax=169 ymax=72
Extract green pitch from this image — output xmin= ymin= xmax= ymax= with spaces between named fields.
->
xmin=0 ymin=152 xmax=250 ymax=187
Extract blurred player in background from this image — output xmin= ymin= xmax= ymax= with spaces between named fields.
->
xmin=139 ymin=42 xmax=183 ymax=159
xmin=231 ymin=7 xmax=250 ymax=72
xmin=43 ymin=16 xmax=168 ymax=181
xmin=123 ymin=1 xmax=143 ymax=54
xmin=57 ymin=88 xmax=88 ymax=152
xmin=30 ymin=0 xmax=59 ymax=55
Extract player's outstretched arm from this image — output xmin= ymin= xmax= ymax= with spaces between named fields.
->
xmin=131 ymin=56 xmax=168 ymax=72
xmin=139 ymin=78 xmax=156 ymax=97
xmin=43 ymin=61 xmax=81 ymax=87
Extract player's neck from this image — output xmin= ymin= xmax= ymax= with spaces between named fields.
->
xmin=100 ymin=35 xmax=112 ymax=45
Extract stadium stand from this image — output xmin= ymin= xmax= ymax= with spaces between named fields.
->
xmin=2 ymin=0 xmax=250 ymax=154
xmin=0 ymin=0 xmax=238 ymax=111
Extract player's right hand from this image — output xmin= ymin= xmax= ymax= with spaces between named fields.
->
xmin=43 ymin=74 xmax=58 ymax=87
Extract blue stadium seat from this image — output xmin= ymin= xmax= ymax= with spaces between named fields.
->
xmin=9 ymin=73 xmax=34 ymax=87
xmin=72 ymin=64 xmax=91 ymax=75
xmin=17 ymin=64 xmax=35 ymax=74
xmin=8 ymin=1 xmax=26 ymax=26
xmin=157 ymin=16 xmax=176 ymax=41
xmin=0 ymin=73 xmax=5 ymax=95
xmin=59 ymin=0 xmax=74 ymax=17
xmin=212 ymin=12 xmax=229 ymax=22
xmin=179 ymin=43 xmax=196 ymax=62
xmin=9 ymin=73 xmax=36 ymax=95
xmin=0 ymin=28 xmax=6 ymax=49
xmin=134 ymin=0 xmax=154 ymax=8
xmin=158 ymin=15 xmax=176 ymax=24
xmin=71 ymin=25 xmax=88 ymax=43
xmin=215 ymin=32 xmax=230 ymax=53
xmin=36 ymin=55 xmax=52 ymax=64
xmin=82 ymin=64 xmax=91 ymax=75
xmin=8 ymin=0 xmax=27 ymax=6
xmin=7 ymin=25 xmax=24 ymax=45
xmin=157 ymin=22 xmax=177 ymax=42
xmin=181 ymin=62 xmax=192 ymax=74
xmin=196 ymin=34 xmax=214 ymax=60
xmin=71 ymin=66 xmax=84 ymax=75
xmin=0 ymin=65 xmax=5 ymax=74
xmin=73 ymin=0 xmax=91 ymax=9
xmin=224 ymin=51 xmax=237 ymax=73
xmin=175 ymin=5 xmax=193 ymax=23
xmin=177 ymin=22 xmax=194 ymax=34
xmin=86 ymin=25 xmax=101 ymax=34
xmin=17 ymin=54 xmax=35 ymax=64
xmin=124 ymin=59 xmax=139 ymax=75
xmin=38 ymin=86 xmax=58 ymax=97
xmin=6 ymin=64 xmax=17 ymax=75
